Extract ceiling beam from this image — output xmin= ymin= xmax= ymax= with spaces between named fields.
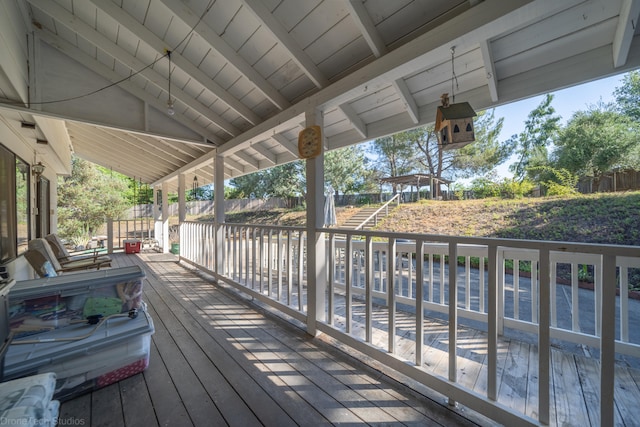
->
xmin=241 ymin=0 xmax=329 ymax=88
xmin=346 ymin=0 xmax=387 ymax=58
xmin=391 ymin=79 xmax=419 ymax=124
xmin=613 ymin=0 xmax=640 ymax=67
xmin=156 ymin=0 xmax=290 ymax=112
xmin=90 ymin=0 xmax=263 ymax=125
xmin=249 ymin=142 xmax=277 ymax=165
xmin=339 ymin=103 xmax=367 ymax=138
xmin=233 ymin=150 xmax=260 ymax=171
xmin=479 ymin=39 xmax=499 ymax=101
xmin=35 ymin=28 xmax=223 ymax=144
xmin=27 ymin=0 xmax=240 ymax=137
xmin=272 ymin=133 xmax=298 ymax=157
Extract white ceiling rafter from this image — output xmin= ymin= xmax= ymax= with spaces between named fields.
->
xmin=479 ymin=39 xmax=499 ymax=102
xmin=391 ymin=79 xmax=419 ymax=124
xmin=156 ymin=0 xmax=290 ymax=112
xmin=613 ymin=0 xmax=640 ymax=67
xmin=27 ymin=0 xmax=241 ymax=138
xmin=89 ymin=0 xmax=262 ymax=126
xmin=225 ymin=156 xmax=252 ymax=174
xmin=233 ymin=150 xmax=260 ymax=170
xmin=35 ymin=29 xmax=223 ymax=145
xmin=272 ymin=133 xmax=298 ymax=157
xmin=346 ymin=0 xmax=387 ymax=58
xmin=339 ymin=103 xmax=367 ymax=138
xmin=249 ymin=142 xmax=277 ymax=165
xmin=240 ymin=0 xmax=329 ymax=88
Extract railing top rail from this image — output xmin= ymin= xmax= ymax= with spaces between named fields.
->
xmin=183 ymin=221 xmax=306 ymax=233
xmin=320 ymin=227 xmax=640 ymax=257
xmin=355 ymin=193 xmax=400 ymax=230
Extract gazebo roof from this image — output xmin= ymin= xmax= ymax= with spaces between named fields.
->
xmin=379 ymin=174 xmax=452 ymax=186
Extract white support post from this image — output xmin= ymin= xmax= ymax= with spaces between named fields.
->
xmin=600 ymin=254 xmax=616 ymax=427
xmin=448 ymin=242 xmax=458 ymax=407
xmin=214 ymin=154 xmax=225 ymax=275
xmin=538 ymin=248 xmax=551 ymax=425
xmin=305 ymin=107 xmax=326 ymax=335
xmin=153 ymin=186 xmax=162 ymax=249
xmin=415 ymin=239 xmax=424 ymax=366
xmin=178 ymin=173 xmax=186 ymax=223
xmin=161 ymin=182 xmax=169 ymax=253
xmin=487 ymin=243 xmax=498 ymax=401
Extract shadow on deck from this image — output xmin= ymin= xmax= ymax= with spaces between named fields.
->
xmin=58 ymin=253 xmax=486 ymax=426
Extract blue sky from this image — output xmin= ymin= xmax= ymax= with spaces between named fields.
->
xmin=492 ymin=73 xmax=627 ymax=179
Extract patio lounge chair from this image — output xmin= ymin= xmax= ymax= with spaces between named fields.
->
xmin=25 ymin=238 xmax=111 ymax=277
xmin=44 ymin=233 xmax=111 ymax=265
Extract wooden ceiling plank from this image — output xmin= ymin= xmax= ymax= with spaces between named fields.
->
xmin=241 ymin=0 xmax=329 ymax=88
xmin=346 ymin=0 xmax=387 ymax=58
xmin=157 ymin=0 xmax=290 ymax=112
xmin=28 ymin=0 xmax=241 ymax=137
xmin=479 ymin=39 xmax=499 ymax=102
xmin=613 ymin=0 xmax=640 ymax=67
xmin=35 ymin=28 xmax=225 ymax=145
xmin=70 ymin=123 xmax=180 ymax=173
xmin=91 ymin=0 xmax=263 ymax=125
xmin=391 ymin=79 xmax=419 ymax=124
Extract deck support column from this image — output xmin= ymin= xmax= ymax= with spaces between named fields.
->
xmin=161 ymin=181 xmax=169 ymax=253
xmin=153 ymin=186 xmax=162 ymax=250
xmin=305 ymin=107 xmax=326 ymax=335
xmin=214 ymin=153 xmax=225 ymax=275
xmin=178 ymin=173 xmax=186 ymax=223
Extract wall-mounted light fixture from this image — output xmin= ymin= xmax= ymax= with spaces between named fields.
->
xmin=32 ymin=162 xmax=45 ymax=179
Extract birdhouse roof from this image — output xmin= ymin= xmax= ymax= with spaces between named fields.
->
xmin=435 ymin=102 xmax=477 ymax=130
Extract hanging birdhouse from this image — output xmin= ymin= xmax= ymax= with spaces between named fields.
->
xmin=435 ymin=93 xmax=477 ymax=150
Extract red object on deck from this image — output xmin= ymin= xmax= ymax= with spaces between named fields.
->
xmin=124 ymin=239 xmax=141 ymax=254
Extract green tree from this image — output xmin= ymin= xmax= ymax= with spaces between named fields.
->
xmin=370 ymin=132 xmax=419 ymax=194
xmin=57 ymin=157 xmax=130 ymax=245
xmin=451 ymin=109 xmax=513 ymax=178
xmin=324 ymin=145 xmax=370 ymax=195
xmin=228 ymin=162 xmax=305 ymax=199
xmin=508 ymin=94 xmax=561 ymax=181
xmin=552 ymin=106 xmax=640 ymax=179
xmin=614 ymin=70 xmax=640 ymax=121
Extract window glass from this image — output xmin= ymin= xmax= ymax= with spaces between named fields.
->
xmin=0 ymin=144 xmax=16 ymax=263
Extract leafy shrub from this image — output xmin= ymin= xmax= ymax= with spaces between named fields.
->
xmin=499 ymin=178 xmax=535 ymax=198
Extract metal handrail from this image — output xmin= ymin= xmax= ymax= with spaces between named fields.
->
xmin=354 ymin=193 xmax=400 ymax=230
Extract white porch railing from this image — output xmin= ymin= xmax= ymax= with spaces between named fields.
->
xmin=179 ymin=221 xmax=640 ymax=427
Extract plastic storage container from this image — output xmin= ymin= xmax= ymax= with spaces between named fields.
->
xmin=123 ymin=239 xmax=141 ymax=254
xmin=5 ymin=266 xmax=153 ymax=401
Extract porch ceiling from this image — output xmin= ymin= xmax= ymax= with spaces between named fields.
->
xmin=2 ymin=0 xmax=640 ymax=192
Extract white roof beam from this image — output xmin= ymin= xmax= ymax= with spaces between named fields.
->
xmin=391 ymin=79 xmax=419 ymax=124
xmin=272 ymin=133 xmax=298 ymax=157
xmin=241 ymin=0 xmax=329 ymax=88
xmin=479 ymin=39 xmax=499 ymax=101
xmin=35 ymin=29 xmax=224 ymax=145
xmin=90 ymin=0 xmax=262 ymax=125
xmin=233 ymin=150 xmax=260 ymax=171
xmin=225 ymin=156 xmax=251 ymax=174
xmin=346 ymin=0 xmax=387 ymax=58
xmin=613 ymin=0 xmax=640 ymax=67
xmin=249 ymin=143 xmax=277 ymax=166
xmin=27 ymin=0 xmax=240 ymax=137
xmin=157 ymin=0 xmax=290 ymax=112
xmin=339 ymin=103 xmax=367 ymax=138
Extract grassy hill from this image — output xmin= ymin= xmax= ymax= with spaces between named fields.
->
xmin=223 ymin=192 xmax=640 ymax=246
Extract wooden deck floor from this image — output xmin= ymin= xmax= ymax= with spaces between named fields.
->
xmin=58 ymin=253 xmax=482 ymax=427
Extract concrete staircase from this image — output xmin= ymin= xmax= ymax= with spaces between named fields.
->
xmin=340 ymin=206 xmax=387 ymax=230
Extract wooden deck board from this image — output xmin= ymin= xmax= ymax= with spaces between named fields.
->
xmin=56 ymin=253 xmax=640 ymax=426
